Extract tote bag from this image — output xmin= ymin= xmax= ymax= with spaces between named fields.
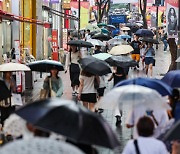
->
xmin=11 ymin=93 xmax=23 ymax=106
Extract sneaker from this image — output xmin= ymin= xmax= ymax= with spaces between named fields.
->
xmin=72 ymin=92 xmax=76 ymax=96
xmin=115 ymin=115 xmax=122 ymax=127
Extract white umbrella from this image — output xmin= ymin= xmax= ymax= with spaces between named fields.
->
xmin=109 ymin=45 xmax=133 ymax=55
xmin=0 ymin=62 xmax=30 ymax=72
xmin=108 ymin=38 xmax=123 ymax=46
xmin=87 ymin=39 xmax=105 ymax=47
xmin=0 ymin=137 xmax=84 ymax=154
xmin=121 ymin=27 xmax=130 ymax=31
xmin=96 ymin=85 xmax=170 ymax=111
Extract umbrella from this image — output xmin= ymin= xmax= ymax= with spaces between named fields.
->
xmin=78 ymin=56 xmax=111 ymax=76
xmin=176 ymin=56 xmax=180 ymax=62
xmin=97 ymin=23 xmax=107 ymax=27
xmin=161 ymin=70 xmax=180 ymax=88
xmin=85 ymin=24 xmax=100 ymax=32
xmin=96 ymin=85 xmax=169 ymax=111
xmin=136 ymin=23 xmax=143 ymax=27
xmin=16 ymin=99 xmax=120 ymax=149
xmin=135 ymin=29 xmax=154 ymax=37
xmin=141 ymin=37 xmax=159 ymax=44
xmin=105 ymin=55 xmax=138 ymax=68
xmin=0 ymin=79 xmax=11 ymax=101
xmin=67 ymin=40 xmax=93 ymax=48
xmin=101 ymin=28 xmax=109 ymax=34
xmin=162 ymin=120 xmax=180 ymax=142
xmin=121 ymin=27 xmax=130 ymax=31
xmin=108 ymin=38 xmax=123 ymax=46
xmin=0 ymin=137 xmax=84 ymax=154
xmin=115 ymin=77 xmax=173 ymax=96
xmin=86 ymin=39 xmax=105 ymax=47
xmin=109 ymin=45 xmax=134 ymax=55
xmin=114 ymin=35 xmax=131 ymax=39
xmin=106 ymin=25 xmax=116 ymax=29
xmin=28 ymin=60 xmax=64 ymax=72
xmin=0 ymin=63 xmax=30 ymax=72
xmin=92 ymin=53 xmax=112 ymax=61
xmin=91 ymin=33 xmax=112 ymax=41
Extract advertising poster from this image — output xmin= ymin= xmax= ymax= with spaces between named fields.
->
xmin=166 ymin=0 xmax=178 ymax=38
xmin=70 ymin=2 xmax=90 ymax=29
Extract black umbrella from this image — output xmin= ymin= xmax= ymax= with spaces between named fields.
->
xmin=15 ymin=98 xmax=120 ymax=149
xmin=0 ymin=79 xmax=11 ymax=101
xmin=28 ymin=60 xmax=64 ymax=72
xmin=105 ymin=55 xmax=138 ymax=68
xmin=141 ymin=37 xmax=159 ymax=44
xmin=78 ymin=56 xmax=111 ymax=76
xmin=91 ymin=33 xmax=112 ymax=41
xmin=67 ymin=40 xmax=93 ymax=48
xmin=162 ymin=120 xmax=180 ymax=142
xmin=135 ymin=29 xmax=154 ymax=37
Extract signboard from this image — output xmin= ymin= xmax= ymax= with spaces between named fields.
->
xmin=52 ymin=29 xmax=59 ymax=61
xmin=63 ymin=29 xmax=68 ymax=50
xmin=43 ymin=0 xmax=59 ymax=3
xmin=166 ymin=0 xmax=178 ymax=38
xmin=113 ymin=0 xmax=138 ymax=3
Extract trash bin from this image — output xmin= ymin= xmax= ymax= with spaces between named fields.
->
xmin=25 ymin=71 xmax=33 ymax=89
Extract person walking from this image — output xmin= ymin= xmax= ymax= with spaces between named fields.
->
xmin=65 ymin=45 xmax=81 ymax=96
xmin=43 ymin=68 xmax=63 ymax=98
xmin=78 ymin=70 xmax=98 ymax=112
xmin=144 ymin=43 xmax=155 ymax=77
xmin=161 ymin=32 xmax=168 ymax=52
xmin=0 ymin=72 xmax=16 ymax=125
xmin=130 ymin=35 xmax=142 ymax=70
xmin=123 ymin=116 xmax=168 ymax=154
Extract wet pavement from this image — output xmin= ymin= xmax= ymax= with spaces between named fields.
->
xmin=22 ymin=43 xmax=171 ymax=153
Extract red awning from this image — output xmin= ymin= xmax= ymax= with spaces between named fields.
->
xmin=0 ymin=10 xmax=50 ymax=27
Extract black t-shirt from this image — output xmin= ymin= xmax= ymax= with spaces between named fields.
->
xmin=130 ymin=40 xmax=141 ymax=54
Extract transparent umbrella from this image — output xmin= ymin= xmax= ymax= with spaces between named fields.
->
xmin=0 ymin=137 xmax=84 ymax=154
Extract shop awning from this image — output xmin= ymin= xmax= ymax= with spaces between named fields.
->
xmin=0 ymin=10 xmax=50 ymax=27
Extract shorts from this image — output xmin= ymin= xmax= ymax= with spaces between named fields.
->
xmin=131 ymin=54 xmax=140 ymax=62
xmin=145 ymin=57 xmax=154 ymax=65
xmin=81 ymin=93 xmax=97 ymax=103
xmin=97 ymin=87 xmax=106 ymax=97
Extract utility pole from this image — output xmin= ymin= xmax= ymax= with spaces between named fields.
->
xmin=177 ymin=0 xmax=180 ymax=69
xmin=78 ymin=0 xmax=80 ymax=39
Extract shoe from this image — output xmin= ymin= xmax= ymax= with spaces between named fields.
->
xmin=72 ymin=92 xmax=76 ymax=96
xmin=115 ymin=115 xmax=122 ymax=127
xmin=98 ymin=108 xmax=104 ymax=114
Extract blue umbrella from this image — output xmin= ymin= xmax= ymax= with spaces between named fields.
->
xmin=115 ymin=77 xmax=173 ymax=96
xmin=114 ymin=35 xmax=131 ymax=39
xmin=135 ymin=29 xmax=154 ymax=37
xmin=161 ymin=70 xmax=180 ymax=88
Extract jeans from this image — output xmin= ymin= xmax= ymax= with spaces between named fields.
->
xmin=163 ymin=40 xmax=168 ymax=51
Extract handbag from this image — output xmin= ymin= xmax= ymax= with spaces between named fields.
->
xmin=11 ymin=93 xmax=23 ymax=106
xmin=49 ymin=78 xmax=56 ymax=98
xmin=40 ymin=89 xmax=49 ymax=99
xmin=153 ymin=58 xmax=156 ymax=66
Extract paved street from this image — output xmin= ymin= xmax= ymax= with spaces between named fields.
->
xmin=22 ymin=43 xmax=171 ymax=153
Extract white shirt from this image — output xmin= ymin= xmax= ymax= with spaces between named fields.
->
xmin=99 ymin=76 xmax=106 ymax=88
xmin=126 ymin=106 xmax=169 ymax=138
xmin=122 ymin=136 xmax=168 ymax=154
xmin=65 ymin=51 xmax=80 ymax=70
xmin=79 ymin=75 xmax=96 ymax=93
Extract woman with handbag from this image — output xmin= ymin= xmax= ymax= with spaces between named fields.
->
xmin=144 ymin=43 xmax=155 ymax=78
xmin=43 ymin=68 xmax=63 ymax=98
xmin=0 ymin=72 xmax=16 ymax=125
xmin=78 ymin=70 xmax=99 ymax=112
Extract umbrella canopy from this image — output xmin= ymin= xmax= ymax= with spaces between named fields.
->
xmin=92 ymin=53 xmax=112 ymax=61
xmin=105 ymin=55 xmax=138 ymax=68
xmin=78 ymin=56 xmax=111 ymax=76
xmin=91 ymin=33 xmax=112 ymax=41
xmin=96 ymin=85 xmax=169 ymax=111
xmin=141 ymin=37 xmax=159 ymax=44
xmin=135 ymin=29 xmax=154 ymax=37
xmin=106 ymin=25 xmax=116 ymax=29
xmin=28 ymin=60 xmax=64 ymax=72
xmin=108 ymin=38 xmax=123 ymax=46
xmin=114 ymin=35 xmax=131 ymax=39
xmin=16 ymin=99 xmax=120 ymax=149
xmin=0 ymin=79 xmax=11 ymax=101
xmin=67 ymin=40 xmax=93 ymax=48
xmin=115 ymin=77 xmax=173 ymax=96
xmin=0 ymin=137 xmax=84 ymax=154
xmin=109 ymin=45 xmax=133 ymax=55
xmin=176 ymin=56 xmax=180 ymax=62
xmin=161 ymin=70 xmax=180 ymax=88
xmin=97 ymin=23 xmax=107 ymax=27
xmin=121 ymin=27 xmax=130 ymax=31
xmin=101 ymin=28 xmax=109 ymax=34
xmin=162 ymin=120 xmax=180 ymax=142
xmin=85 ymin=24 xmax=100 ymax=32
xmin=0 ymin=63 xmax=30 ymax=72
xmin=86 ymin=39 xmax=105 ymax=47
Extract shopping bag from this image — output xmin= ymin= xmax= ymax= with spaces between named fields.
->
xmin=40 ymin=89 xmax=49 ymax=99
xmin=11 ymin=93 xmax=23 ymax=106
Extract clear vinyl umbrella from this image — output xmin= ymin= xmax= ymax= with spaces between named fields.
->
xmin=109 ymin=45 xmax=133 ymax=55
xmin=96 ymin=85 xmax=170 ymax=111
xmin=0 ymin=137 xmax=84 ymax=154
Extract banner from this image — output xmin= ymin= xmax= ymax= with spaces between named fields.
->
xmin=52 ymin=29 xmax=58 ymax=52
xmin=166 ymin=0 xmax=178 ymax=38
xmin=63 ymin=29 xmax=68 ymax=50
xmin=70 ymin=2 xmax=90 ymax=29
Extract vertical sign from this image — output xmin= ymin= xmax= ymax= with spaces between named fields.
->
xmin=52 ymin=29 xmax=59 ymax=61
xmin=63 ymin=29 xmax=68 ymax=50
xmin=14 ymin=40 xmax=22 ymax=93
